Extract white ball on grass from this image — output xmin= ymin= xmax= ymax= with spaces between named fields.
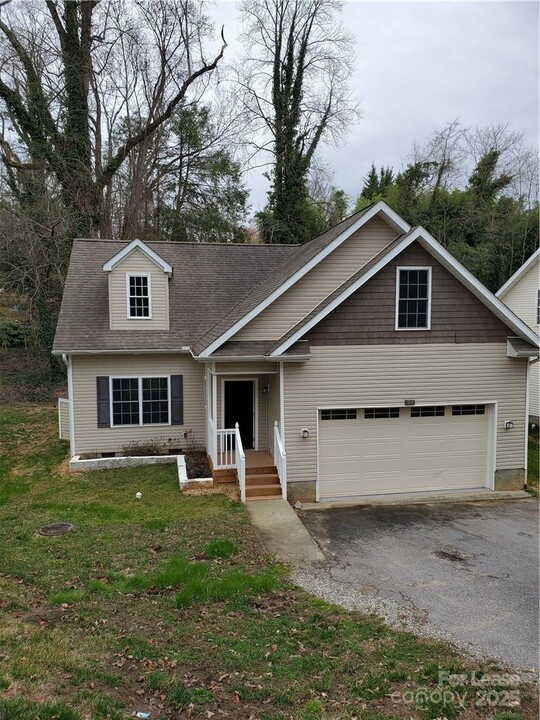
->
xmin=135 ymin=492 xmax=142 ymax=500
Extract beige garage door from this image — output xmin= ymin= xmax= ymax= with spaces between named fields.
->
xmin=319 ymin=405 xmax=489 ymax=499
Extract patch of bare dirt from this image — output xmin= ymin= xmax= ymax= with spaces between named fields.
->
xmin=183 ymin=482 xmax=240 ymax=501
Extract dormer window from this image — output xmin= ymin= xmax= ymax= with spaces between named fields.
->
xmin=396 ymin=267 xmax=431 ymax=330
xmin=127 ymin=274 xmax=151 ymax=318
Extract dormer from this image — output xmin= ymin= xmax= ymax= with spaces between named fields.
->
xmin=103 ymin=239 xmax=172 ymax=331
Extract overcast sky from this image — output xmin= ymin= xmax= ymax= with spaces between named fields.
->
xmin=212 ymin=0 xmax=539 ymax=213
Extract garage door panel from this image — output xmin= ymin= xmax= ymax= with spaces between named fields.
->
xmin=320 ymin=421 xmax=357 ymax=438
xmin=361 ymin=423 xmax=401 ymax=439
xmin=407 ymin=452 xmax=449 ymax=471
xmin=363 ymin=471 xmax=403 ymax=492
xmin=447 ymin=436 xmax=486 ymax=453
xmin=451 ymin=453 xmax=487 ymax=470
xmin=319 ymin=405 xmax=489 ymax=498
xmin=319 ymin=443 xmax=358 ymax=461
xmin=361 ymin=439 xmax=403 ymax=456
xmin=320 ymin=458 xmax=359 ymax=475
xmin=322 ymin=479 xmax=363 ymax=496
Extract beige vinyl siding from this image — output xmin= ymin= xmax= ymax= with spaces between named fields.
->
xmin=283 ymin=344 xmax=527 ymax=486
xmin=236 ymin=217 xmax=397 ymax=341
xmin=71 ymin=354 xmax=204 ymax=454
xmin=58 ymin=399 xmax=70 ymax=440
xmin=501 ymin=259 xmax=540 ymax=330
xmin=109 ymin=249 xmax=169 ymax=330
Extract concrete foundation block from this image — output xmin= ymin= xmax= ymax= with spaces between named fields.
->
xmin=287 ymin=481 xmax=316 ymax=503
xmin=494 ymin=468 xmax=526 ymax=491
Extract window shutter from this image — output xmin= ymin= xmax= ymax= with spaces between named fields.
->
xmin=170 ymin=375 xmax=183 ymax=425
xmin=96 ymin=376 xmax=110 ymax=428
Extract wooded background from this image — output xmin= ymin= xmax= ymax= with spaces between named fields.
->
xmin=0 ymin=0 xmax=537 ymax=393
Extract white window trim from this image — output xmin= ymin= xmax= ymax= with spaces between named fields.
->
xmin=126 ymin=273 xmax=152 ymax=320
xmin=109 ymin=375 xmax=171 ymax=428
xmin=395 ymin=266 xmax=432 ymax=331
xmin=536 ymin=288 xmax=540 ymax=326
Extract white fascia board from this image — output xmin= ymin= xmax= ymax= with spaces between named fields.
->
xmin=102 ymin=238 xmax=173 ymax=274
xmin=272 ymin=226 xmax=540 ymax=356
xmin=194 ymin=354 xmax=311 ymax=363
xmin=496 ymin=248 xmax=540 ymax=298
xmin=201 ymin=201 xmax=411 ymax=357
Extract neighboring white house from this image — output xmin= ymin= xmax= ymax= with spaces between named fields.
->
xmin=497 ymin=249 xmax=540 ymax=423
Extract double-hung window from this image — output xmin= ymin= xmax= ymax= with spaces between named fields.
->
xmin=396 ymin=267 xmax=431 ymax=330
xmin=127 ymin=274 xmax=151 ymax=318
xmin=111 ymin=377 xmax=169 ymax=426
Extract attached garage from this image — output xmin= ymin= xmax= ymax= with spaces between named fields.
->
xmin=318 ymin=404 xmax=493 ymax=499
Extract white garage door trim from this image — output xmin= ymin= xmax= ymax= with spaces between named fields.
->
xmin=315 ymin=401 xmax=497 ymax=502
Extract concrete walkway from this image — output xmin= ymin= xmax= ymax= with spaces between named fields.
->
xmin=246 ymin=499 xmax=324 ymax=564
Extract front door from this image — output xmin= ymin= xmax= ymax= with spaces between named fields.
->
xmin=224 ymin=380 xmax=255 ymax=449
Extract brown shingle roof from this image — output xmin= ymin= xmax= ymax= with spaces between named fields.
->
xmin=52 ymin=240 xmax=296 ymax=353
xmin=210 ymin=339 xmax=310 ymax=358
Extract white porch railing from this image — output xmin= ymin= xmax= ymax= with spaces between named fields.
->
xmin=208 ymin=416 xmax=246 ymax=500
xmin=216 ymin=427 xmax=236 ymax=469
xmin=274 ymin=420 xmax=287 ymax=500
xmin=235 ymin=423 xmax=246 ymax=503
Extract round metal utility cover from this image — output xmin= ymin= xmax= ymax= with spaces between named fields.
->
xmin=38 ymin=522 xmax=74 ymax=537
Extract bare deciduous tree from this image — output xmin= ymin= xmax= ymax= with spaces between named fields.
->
xmin=0 ymin=0 xmax=227 ymax=237
xmin=237 ymin=0 xmax=360 ymax=243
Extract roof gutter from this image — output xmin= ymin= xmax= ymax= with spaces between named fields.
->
xmin=193 ymin=354 xmax=311 ymax=363
xmin=52 ymin=347 xmax=192 ymax=356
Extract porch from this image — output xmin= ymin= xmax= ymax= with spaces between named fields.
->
xmin=204 ymin=363 xmax=287 ymax=502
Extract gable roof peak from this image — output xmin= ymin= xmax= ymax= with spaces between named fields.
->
xmin=496 ymin=248 xmax=540 ymax=299
xmin=102 ymin=237 xmax=173 ymax=273
xmin=192 ymin=201 xmax=411 ymax=356
xmin=270 ymin=224 xmax=539 ymax=355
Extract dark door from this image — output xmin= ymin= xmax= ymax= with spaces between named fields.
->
xmin=224 ymin=381 xmax=254 ymax=449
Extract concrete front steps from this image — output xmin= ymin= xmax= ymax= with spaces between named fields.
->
xmin=212 ymin=463 xmax=282 ymax=501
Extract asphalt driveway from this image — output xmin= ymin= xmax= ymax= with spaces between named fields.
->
xmin=299 ymin=499 xmax=539 ymax=671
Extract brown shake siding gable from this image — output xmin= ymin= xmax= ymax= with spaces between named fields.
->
xmin=305 ymin=242 xmax=510 ymax=346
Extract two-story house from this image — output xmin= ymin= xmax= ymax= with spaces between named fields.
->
xmin=53 ymin=201 xmax=539 ymax=502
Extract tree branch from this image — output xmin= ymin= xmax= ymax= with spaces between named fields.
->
xmin=97 ymin=28 xmax=227 ymax=190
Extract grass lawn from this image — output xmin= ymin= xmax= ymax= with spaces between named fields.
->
xmin=0 ymin=405 xmax=537 ymax=720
